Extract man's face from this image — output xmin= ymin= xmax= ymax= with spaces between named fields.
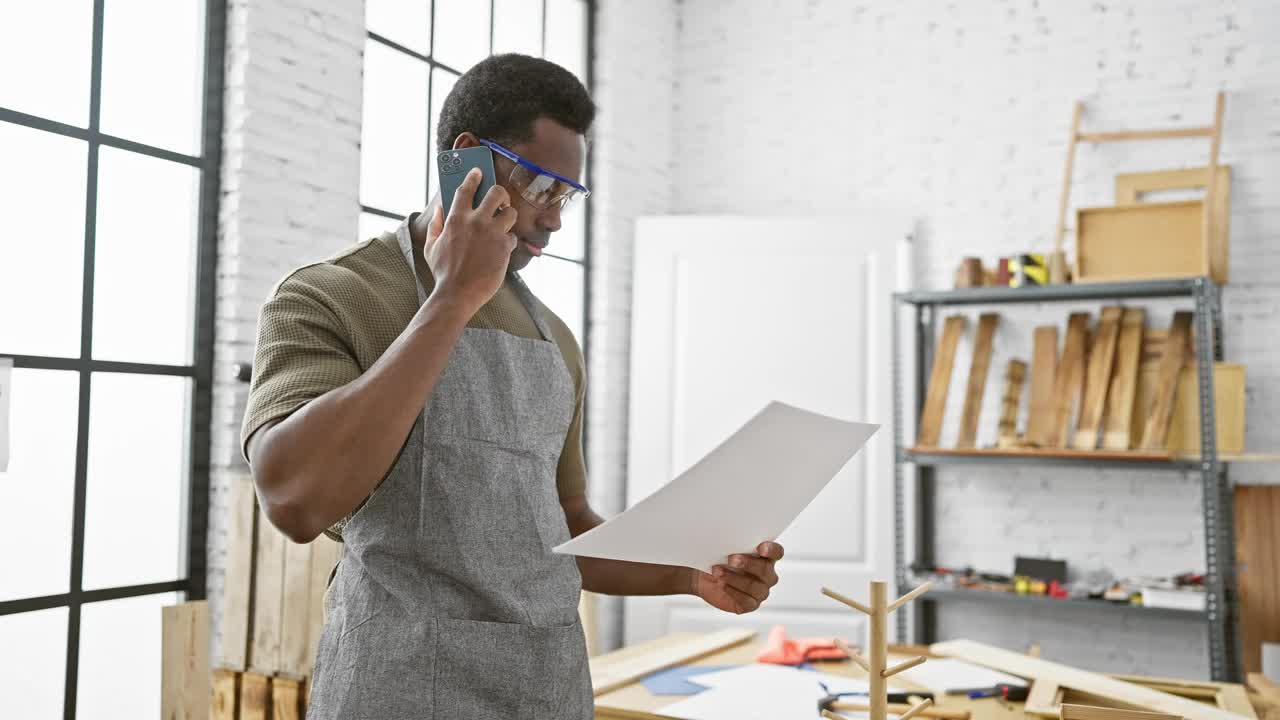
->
xmin=454 ymin=118 xmax=586 ymax=272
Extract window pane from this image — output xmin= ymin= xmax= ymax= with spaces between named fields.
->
xmin=544 ymin=0 xmax=587 ymax=82
xmin=83 ymin=373 xmax=190 ymax=590
xmin=428 ymin=68 xmax=459 ymax=200
xmin=78 ymin=592 xmax=181 ymax=719
xmin=0 ymin=607 xmax=67 ymax=718
xmin=359 ymin=212 xmax=401 ymax=243
xmin=493 ymin=0 xmax=542 ymax=56
xmin=0 ymin=124 xmax=87 ymax=358
xmin=0 ymin=369 xmax=78 ymax=601
xmin=92 ymin=147 xmax=199 ymax=365
xmin=100 ymin=0 xmax=206 ymax=154
xmin=0 ymin=0 xmax=93 ymax=126
xmin=432 ymin=0 xmax=491 ymax=72
xmin=361 ymin=40 xmax=429 ymax=215
xmin=517 ymin=257 xmax=584 ymax=345
xmin=367 ymin=0 xmax=431 ymax=55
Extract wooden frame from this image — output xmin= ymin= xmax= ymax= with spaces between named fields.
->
xmin=1075 ymin=201 xmax=1208 ymax=283
xmin=1056 ymin=93 xmax=1227 ymax=285
xmin=1115 ymin=166 xmax=1232 ymax=284
xmin=1027 ymin=674 xmax=1258 ymax=720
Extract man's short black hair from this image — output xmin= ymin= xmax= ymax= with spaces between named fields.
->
xmin=437 ymin=53 xmax=595 ymax=152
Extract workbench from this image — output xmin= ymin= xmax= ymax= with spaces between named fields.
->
xmin=592 ymin=632 xmax=1270 ymax=720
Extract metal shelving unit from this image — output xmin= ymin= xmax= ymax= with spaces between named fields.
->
xmin=891 ymin=277 xmax=1240 ymax=681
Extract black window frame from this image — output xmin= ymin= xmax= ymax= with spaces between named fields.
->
xmin=0 ymin=0 xmax=225 ymax=716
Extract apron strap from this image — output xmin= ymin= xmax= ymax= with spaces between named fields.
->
xmin=395 ymin=215 xmax=559 ymax=344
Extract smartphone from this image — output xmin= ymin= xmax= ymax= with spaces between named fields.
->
xmin=438 ymin=146 xmax=498 ymax=218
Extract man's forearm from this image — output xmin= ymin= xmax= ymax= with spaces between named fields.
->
xmin=250 ymin=293 xmax=472 ymax=542
xmin=577 ymin=556 xmax=695 ymax=597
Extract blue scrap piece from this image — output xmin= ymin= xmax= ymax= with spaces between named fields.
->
xmin=639 ymin=665 xmax=738 ymax=695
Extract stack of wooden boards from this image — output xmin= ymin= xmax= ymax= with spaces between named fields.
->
xmin=916 ymin=309 xmax=1244 ymax=456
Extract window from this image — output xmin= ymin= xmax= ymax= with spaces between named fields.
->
xmin=360 ymin=0 xmax=592 ymax=349
xmin=0 ymin=0 xmax=223 ymax=716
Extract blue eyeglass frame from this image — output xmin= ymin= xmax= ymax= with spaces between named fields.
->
xmin=477 ymin=138 xmax=591 ymax=199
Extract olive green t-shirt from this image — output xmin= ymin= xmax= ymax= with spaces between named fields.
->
xmin=240 ymin=220 xmax=587 ymax=522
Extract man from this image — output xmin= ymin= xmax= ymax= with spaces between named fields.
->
xmin=243 ymin=54 xmax=784 ymax=718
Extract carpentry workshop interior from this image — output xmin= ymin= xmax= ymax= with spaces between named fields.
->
xmin=3 ymin=1 xmax=1280 ymax=719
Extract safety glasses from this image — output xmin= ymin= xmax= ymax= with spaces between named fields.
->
xmin=478 ymin=138 xmax=590 ymax=211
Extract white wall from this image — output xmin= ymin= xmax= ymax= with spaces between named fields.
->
xmin=591 ymin=0 xmax=1280 ymax=675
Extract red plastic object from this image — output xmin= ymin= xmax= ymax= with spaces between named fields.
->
xmin=756 ymin=625 xmax=849 ymax=665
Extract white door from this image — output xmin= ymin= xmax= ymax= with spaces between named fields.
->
xmin=623 ymin=215 xmax=911 ymax=649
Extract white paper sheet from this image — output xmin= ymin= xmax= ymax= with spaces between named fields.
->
xmin=894 ymin=658 xmax=1027 ymax=693
xmin=554 ymin=401 xmax=878 ymax=571
xmin=687 ymin=664 xmax=870 ymax=696
xmin=0 ymin=358 xmax=11 ymax=472
xmin=657 ymin=683 xmax=823 ymax=720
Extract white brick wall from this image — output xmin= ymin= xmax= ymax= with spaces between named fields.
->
xmin=592 ymin=0 xmax=1280 ymax=673
xmin=207 ymin=0 xmax=363 ymax=659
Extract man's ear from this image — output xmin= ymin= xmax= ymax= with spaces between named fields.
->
xmin=452 ymin=132 xmax=481 ymax=149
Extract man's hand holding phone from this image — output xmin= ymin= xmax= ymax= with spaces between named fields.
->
xmin=424 ymin=168 xmax=518 ymax=314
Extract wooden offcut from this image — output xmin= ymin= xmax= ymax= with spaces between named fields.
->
xmin=1236 ymin=486 xmax=1280 ymax=675
xmin=220 ymin=476 xmax=258 ymax=670
xmin=1139 ymin=312 xmax=1192 ymax=450
xmin=997 ymin=360 xmax=1028 ymax=448
xmin=1101 ymin=309 xmax=1145 ymax=450
xmin=239 ymin=672 xmax=271 ymax=720
xmin=588 ymin=628 xmax=754 ymax=697
xmin=1026 ymin=326 xmax=1059 ymax=447
xmin=250 ymin=507 xmax=286 ymax=673
xmin=1075 ymin=201 xmax=1208 ymax=283
xmin=957 ymin=314 xmax=999 ymax=448
xmin=210 ymin=669 xmax=239 ymax=720
xmin=917 ymin=316 xmax=967 ymax=447
xmin=1073 ymin=307 xmax=1122 ymax=449
xmin=1049 ymin=314 xmax=1089 ymax=448
xmin=162 ymin=600 xmax=210 ymax=720
xmin=931 ymin=638 xmax=1246 ymax=720
xmin=1115 ymin=166 xmax=1232 ymax=285
xmin=1030 ymin=674 xmax=1258 ymax=720
xmin=271 ymin=677 xmax=304 ymax=720
xmin=1060 ymin=704 xmax=1180 ymax=720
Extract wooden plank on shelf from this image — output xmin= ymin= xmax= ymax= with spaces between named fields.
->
xmin=997 ymin=360 xmax=1028 ymax=448
xmin=162 ymin=600 xmax=210 ymax=720
xmin=1027 ymin=326 xmax=1059 ymax=446
xmin=305 ymin=534 xmax=342 ymax=677
xmin=210 ymin=669 xmax=239 ymax=720
xmin=957 ymin=314 xmax=999 ymax=448
xmin=1166 ymin=363 xmax=1245 ymax=455
xmin=1139 ymin=312 xmax=1192 ymax=450
xmin=1115 ymin=166 xmax=1231 ymax=285
xmin=278 ymin=537 xmax=314 ymax=678
xmin=220 ymin=475 xmax=258 ymax=670
xmin=1073 ymin=306 xmax=1123 ymax=449
xmin=250 ymin=506 xmax=286 ymax=673
xmin=931 ymin=639 xmax=1247 ymax=720
xmin=1049 ymin=314 xmax=1090 ymax=448
xmin=1236 ymin=486 xmax=1280 ymax=676
xmin=1074 ymin=201 xmax=1208 ymax=283
xmin=918 ymin=315 xmax=967 ymax=447
xmin=1101 ymin=309 xmax=1145 ymax=450
xmin=239 ymin=672 xmax=271 ymax=720
xmin=589 ymin=628 xmax=754 ymax=697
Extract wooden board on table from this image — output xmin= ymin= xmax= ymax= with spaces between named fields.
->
xmin=931 ymin=639 xmax=1248 ymax=720
xmin=1061 ymin=704 xmax=1180 ymax=720
xmin=1027 ymin=326 xmax=1059 ymax=446
xmin=1115 ymin=166 xmax=1231 ymax=285
xmin=918 ymin=315 xmax=967 ymax=447
xmin=249 ymin=506 xmax=285 ymax=673
xmin=1029 ymin=674 xmax=1258 ymax=720
xmin=1049 ymin=314 xmax=1089 ymax=448
xmin=1073 ymin=307 xmax=1122 ymax=449
xmin=278 ymin=537 xmax=314 ymax=678
xmin=162 ymin=600 xmax=210 ymax=720
xmin=1101 ymin=309 xmax=1146 ymax=450
xmin=957 ymin=314 xmax=999 ymax=448
xmin=589 ymin=628 xmax=754 ymax=697
xmin=1236 ymin=487 xmax=1280 ymax=676
xmin=1139 ymin=312 xmax=1192 ymax=450
xmin=239 ymin=672 xmax=271 ymax=720
xmin=306 ymin=534 xmax=342 ymax=676
xmin=210 ymin=669 xmax=239 ymax=720
xmin=219 ymin=476 xmax=257 ymax=670
xmin=1075 ymin=201 xmax=1208 ymax=283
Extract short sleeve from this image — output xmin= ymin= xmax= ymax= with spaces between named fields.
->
xmin=240 ymin=272 xmax=362 ymax=460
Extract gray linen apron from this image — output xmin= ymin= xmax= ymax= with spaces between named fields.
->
xmin=306 ymin=220 xmax=593 ymax=719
